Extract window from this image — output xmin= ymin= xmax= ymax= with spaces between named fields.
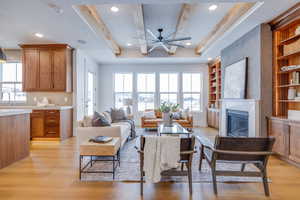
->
xmin=182 ymin=73 xmax=202 ymax=111
xmin=0 ymin=62 xmax=26 ymax=102
xmin=159 ymin=73 xmax=178 ymax=104
xmin=137 ymin=73 xmax=155 ymax=111
xmin=114 ymin=73 xmax=132 ymax=108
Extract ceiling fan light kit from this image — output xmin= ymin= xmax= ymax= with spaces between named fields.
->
xmin=146 ymin=28 xmax=191 ymax=53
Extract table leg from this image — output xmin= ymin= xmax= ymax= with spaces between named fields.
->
xmin=112 ymin=156 xmax=115 ymax=180
xmin=79 ymin=155 xmax=82 ymax=180
xmin=90 ymin=156 xmax=93 ymax=167
xmin=199 ymin=144 xmax=204 ymax=171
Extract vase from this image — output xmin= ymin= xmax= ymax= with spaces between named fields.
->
xmin=162 ymin=112 xmax=172 ymax=126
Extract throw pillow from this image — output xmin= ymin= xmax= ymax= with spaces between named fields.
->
xmin=181 ymin=108 xmax=190 ymax=119
xmin=172 ymin=112 xmax=181 ymax=120
xmin=92 ymin=112 xmax=111 ymax=127
xmin=102 ymin=111 xmax=112 ymax=124
xmin=82 ymin=116 xmax=93 ymax=127
xmin=143 ymin=110 xmax=156 ymax=118
xmin=110 ymin=108 xmax=126 ymax=122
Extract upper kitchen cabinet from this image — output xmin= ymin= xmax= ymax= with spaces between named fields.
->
xmin=20 ymin=44 xmax=73 ymax=92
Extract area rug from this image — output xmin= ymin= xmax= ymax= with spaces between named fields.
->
xmin=80 ymin=135 xmax=269 ymax=183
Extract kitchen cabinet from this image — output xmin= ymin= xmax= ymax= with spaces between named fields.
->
xmin=207 ymin=108 xmax=219 ymax=129
xmin=20 ymin=44 xmax=73 ymax=92
xmin=30 ymin=109 xmax=73 ymax=141
xmin=268 ymin=117 xmax=300 ymax=167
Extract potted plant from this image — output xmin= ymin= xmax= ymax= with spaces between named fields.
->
xmin=159 ymin=102 xmax=179 ymax=126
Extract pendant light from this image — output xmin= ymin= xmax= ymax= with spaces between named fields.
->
xmin=0 ymin=48 xmax=7 ymax=63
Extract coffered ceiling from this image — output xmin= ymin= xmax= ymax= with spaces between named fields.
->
xmin=0 ymin=0 xmax=299 ymax=64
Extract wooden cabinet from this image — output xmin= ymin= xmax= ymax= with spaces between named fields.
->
xmin=20 ymin=44 xmax=72 ymax=92
xmin=289 ymin=122 xmax=300 ymax=163
xmin=268 ymin=117 xmax=300 ymax=167
xmin=30 ymin=109 xmax=73 ymax=141
xmin=23 ymin=49 xmax=39 ymax=90
xmin=268 ymin=118 xmax=290 ymax=156
xmin=207 ymin=108 xmax=219 ymax=129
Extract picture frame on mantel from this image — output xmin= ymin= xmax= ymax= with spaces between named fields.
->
xmin=223 ymin=57 xmax=248 ymax=99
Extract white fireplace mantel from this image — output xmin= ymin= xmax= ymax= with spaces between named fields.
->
xmin=219 ymin=99 xmax=260 ymax=137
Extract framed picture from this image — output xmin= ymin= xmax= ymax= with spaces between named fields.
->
xmin=223 ymin=58 xmax=248 ymax=99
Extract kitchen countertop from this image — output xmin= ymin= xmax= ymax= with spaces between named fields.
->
xmin=0 ymin=106 xmax=73 ymax=110
xmin=0 ymin=109 xmax=32 ymax=117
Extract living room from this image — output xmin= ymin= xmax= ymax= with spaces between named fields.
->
xmin=1 ymin=0 xmax=300 ymax=200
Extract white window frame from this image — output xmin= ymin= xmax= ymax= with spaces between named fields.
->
xmin=182 ymin=73 xmax=202 ymax=111
xmin=159 ymin=73 xmax=179 ymax=104
xmin=137 ymin=73 xmax=155 ymax=111
xmin=113 ymin=73 xmax=133 ymax=109
xmin=0 ymin=62 xmax=26 ymax=104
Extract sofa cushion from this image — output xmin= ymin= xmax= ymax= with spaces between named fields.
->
xmin=172 ymin=111 xmax=181 ymax=120
xmin=143 ymin=110 xmax=156 ymax=118
xmin=92 ymin=112 xmax=111 ymax=127
xmin=102 ymin=111 xmax=112 ymax=124
xmin=111 ymin=108 xmax=126 ymax=122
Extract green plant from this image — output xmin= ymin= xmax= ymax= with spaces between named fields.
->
xmin=159 ymin=102 xmax=180 ymax=113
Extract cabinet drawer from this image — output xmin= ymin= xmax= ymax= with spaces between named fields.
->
xmin=45 ymin=110 xmax=60 ymax=116
xmin=45 ymin=117 xmax=59 ymax=127
xmin=45 ymin=127 xmax=59 ymax=137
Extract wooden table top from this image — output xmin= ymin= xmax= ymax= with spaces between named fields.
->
xmin=80 ymin=137 xmax=120 ymax=156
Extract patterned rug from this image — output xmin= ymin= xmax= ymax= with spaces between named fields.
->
xmin=80 ymin=135 xmax=268 ymax=183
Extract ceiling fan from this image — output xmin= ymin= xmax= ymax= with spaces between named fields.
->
xmin=147 ymin=28 xmax=192 ymax=53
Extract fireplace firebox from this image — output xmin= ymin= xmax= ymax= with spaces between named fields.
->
xmin=226 ymin=109 xmax=249 ymax=137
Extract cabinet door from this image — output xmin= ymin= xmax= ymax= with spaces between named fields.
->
xmin=52 ymin=49 xmax=66 ymax=91
xmin=39 ymin=50 xmax=53 ymax=90
xmin=269 ymin=119 xmax=289 ymax=156
xmin=215 ymin=111 xmax=219 ymax=129
xmin=207 ymin=110 xmax=212 ymax=127
xmin=30 ymin=111 xmax=44 ymax=138
xmin=23 ymin=49 xmax=39 ymax=91
xmin=289 ymin=122 xmax=300 ymax=163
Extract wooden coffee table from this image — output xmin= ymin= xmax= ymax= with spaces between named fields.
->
xmin=79 ymin=137 xmax=121 ymax=180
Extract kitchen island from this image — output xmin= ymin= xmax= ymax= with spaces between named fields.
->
xmin=0 ymin=109 xmax=31 ymax=169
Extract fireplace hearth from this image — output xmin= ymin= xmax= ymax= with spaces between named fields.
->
xmin=226 ymin=109 xmax=249 ymax=137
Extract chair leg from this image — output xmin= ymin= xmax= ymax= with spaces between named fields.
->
xmin=181 ymin=163 xmax=184 ymax=171
xmin=187 ymin=163 xmax=193 ymax=195
xmin=241 ymin=163 xmax=246 ymax=172
xmin=140 ymin=172 xmax=143 ymax=196
xmin=199 ymin=145 xmax=204 ymax=171
xmin=262 ymin=170 xmax=270 ymax=196
xmin=211 ymin=166 xmax=218 ymax=195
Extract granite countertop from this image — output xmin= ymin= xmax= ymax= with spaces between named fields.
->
xmin=0 ymin=109 xmax=32 ymax=117
xmin=0 ymin=106 xmax=73 ymax=110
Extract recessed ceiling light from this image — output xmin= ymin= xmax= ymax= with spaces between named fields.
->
xmin=35 ymin=33 xmax=44 ymax=38
xmin=185 ymin=42 xmax=192 ymax=46
xmin=110 ymin=6 xmax=119 ymax=12
xmin=127 ymin=43 xmax=132 ymax=47
xmin=208 ymin=57 xmax=213 ymax=61
xmin=209 ymin=4 xmax=218 ymax=11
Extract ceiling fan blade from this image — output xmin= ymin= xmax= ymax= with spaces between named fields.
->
xmin=167 ymin=43 xmax=185 ymax=48
xmin=160 ymin=43 xmax=170 ymax=52
xmin=165 ymin=37 xmax=192 ymax=42
xmin=147 ymin=29 xmax=157 ymax=40
xmin=164 ymin=31 xmax=177 ymax=39
xmin=148 ymin=44 xmax=160 ymax=53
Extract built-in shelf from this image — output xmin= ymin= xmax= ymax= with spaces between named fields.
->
xmin=278 ymin=100 xmax=300 ymax=103
xmin=278 ymin=34 xmax=300 ymax=46
xmin=277 ymin=84 xmax=300 ymax=88
xmin=277 ymin=68 xmax=300 ymax=74
xmin=277 ymin=50 xmax=300 ymax=60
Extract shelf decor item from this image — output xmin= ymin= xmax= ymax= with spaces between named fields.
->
xmin=295 ymin=26 xmax=300 ymax=35
xmin=288 ymin=87 xmax=296 ymax=100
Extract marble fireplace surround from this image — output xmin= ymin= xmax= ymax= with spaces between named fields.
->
xmin=220 ymin=99 xmax=260 ymax=137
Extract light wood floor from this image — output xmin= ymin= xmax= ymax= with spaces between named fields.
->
xmin=0 ymin=128 xmax=300 ymax=200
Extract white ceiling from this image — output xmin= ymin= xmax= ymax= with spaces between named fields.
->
xmin=0 ymin=0 xmax=299 ymax=64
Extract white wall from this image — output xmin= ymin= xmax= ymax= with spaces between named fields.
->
xmin=73 ymin=49 xmax=100 ymax=123
xmin=98 ymin=63 xmax=209 ymax=127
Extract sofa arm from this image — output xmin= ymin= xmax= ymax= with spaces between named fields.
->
xmin=76 ymin=126 xmax=121 ymax=146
